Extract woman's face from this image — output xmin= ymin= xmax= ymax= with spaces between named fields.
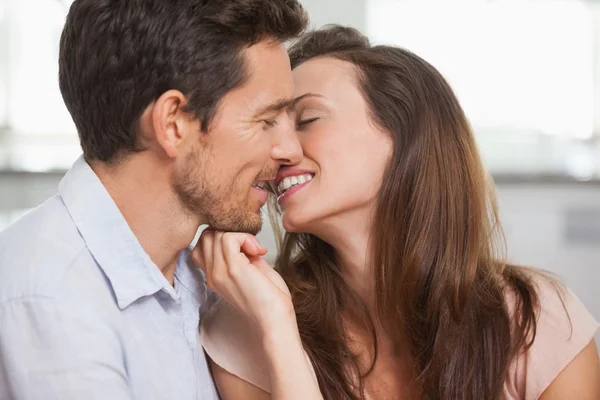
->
xmin=275 ymin=57 xmax=392 ymax=233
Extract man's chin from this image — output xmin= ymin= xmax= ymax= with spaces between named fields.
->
xmin=229 ymin=222 xmax=261 ymax=236
xmin=208 ymin=214 xmax=262 ymax=235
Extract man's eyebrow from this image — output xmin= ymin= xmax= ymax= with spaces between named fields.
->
xmin=292 ymin=93 xmax=323 ymax=107
xmin=254 ymin=98 xmax=295 ymax=117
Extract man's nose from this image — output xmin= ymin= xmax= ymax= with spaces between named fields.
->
xmin=271 ymin=117 xmax=303 ymax=165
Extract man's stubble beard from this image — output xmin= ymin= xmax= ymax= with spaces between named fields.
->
xmin=172 ymin=151 xmax=263 ymax=235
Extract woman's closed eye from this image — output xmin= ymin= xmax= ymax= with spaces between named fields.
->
xmin=297 ymin=117 xmax=319 ymax=128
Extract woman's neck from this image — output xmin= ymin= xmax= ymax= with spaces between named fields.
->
xmin=312 ymin=210 xmax=375 ymax=309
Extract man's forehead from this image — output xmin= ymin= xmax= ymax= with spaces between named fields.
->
xmin=240 ymin=41 xmax=294 ymax=111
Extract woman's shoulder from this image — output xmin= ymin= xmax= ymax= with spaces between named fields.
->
xmin=503 ymin=271 xmax=599 ymax=399
xmin=200 ymin=299 xmax=271 ymax=392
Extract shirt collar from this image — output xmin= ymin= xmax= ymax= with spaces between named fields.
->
xmin=175 ymin=249 xmax=210 ymax=303
xmin=59 ymin=156 xmax=180 ymax=309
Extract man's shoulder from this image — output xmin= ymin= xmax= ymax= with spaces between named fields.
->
xmin=0 ymin=195 xmax=93 ymax=302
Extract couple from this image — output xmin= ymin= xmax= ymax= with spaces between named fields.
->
xmin=0 ymin=0 xmax=597 ymax=399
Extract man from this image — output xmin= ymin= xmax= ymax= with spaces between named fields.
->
xmin=0 ymin=0 xmax=307 ymax=398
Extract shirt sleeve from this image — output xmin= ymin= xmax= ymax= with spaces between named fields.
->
xmin=200 ymin=299 xmax=272 ymax=392
xmin=201 ymin=299 xmax=320 ymax=394
xmin=505 ymin=277 xmax=599 ymax=400
xmin=0 ymin=297 xmax=133 ymax=400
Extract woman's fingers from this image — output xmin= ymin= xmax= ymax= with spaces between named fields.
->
xmin=193 ymin=230 xmax=294 ymax=335
xmin=219 ymin=233 xmax=261 ymax=274
xmin=234 ymin=233 xmax=267 ymax=258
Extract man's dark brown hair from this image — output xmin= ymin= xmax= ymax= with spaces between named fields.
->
xmin=59 ymin=0 xmax=308 ymax=163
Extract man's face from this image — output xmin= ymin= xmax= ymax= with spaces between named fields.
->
xmin=173 ymin=40 xmax=301 ymax=234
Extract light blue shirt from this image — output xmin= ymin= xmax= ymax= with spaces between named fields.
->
xmin=0 ymin=157 xmax=219 ymax=400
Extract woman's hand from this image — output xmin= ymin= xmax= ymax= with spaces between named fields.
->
xmin=194 ymin=229 xmax=324 ymax=400
xmin=192 ymin=229 xmax=295 ymax=337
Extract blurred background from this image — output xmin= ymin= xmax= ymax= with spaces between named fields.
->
xmin=0 ymin=0 xmax=598 ymax=345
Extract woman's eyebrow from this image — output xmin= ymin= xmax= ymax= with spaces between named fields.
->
xmin=292 ymin=93 xmax=324 ymax=107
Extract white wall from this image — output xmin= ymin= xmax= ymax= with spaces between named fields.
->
xmin=300 ymin=0 xmax=366 ymax=30
xmin=498 ymin=184 xmax=600 ymax=346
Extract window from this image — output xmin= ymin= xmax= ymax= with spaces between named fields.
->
xmin=5 ymin=0 xmax=75 ymax=135
xmin=0 ymin=1 xmax=8 ymax=127
xmin=0 ymin=0 xmax=79 ymax=171
xmin=1 ymin=0 xmax=598 ymax=175
xmin=367 ymin=0 xmax=595 ymax=140
xmin=367 ymin=0 xmax=600 ymax=177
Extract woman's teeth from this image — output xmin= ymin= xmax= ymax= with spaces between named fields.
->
xmin=277 ymin=174 xmax=313 ymax=194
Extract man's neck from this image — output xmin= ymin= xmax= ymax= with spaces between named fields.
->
xmin=90 ymin=156 xmax=200 ymax=285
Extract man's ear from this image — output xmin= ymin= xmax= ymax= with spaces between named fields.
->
xmin=146 ymin=90 xmax=198 ymax=158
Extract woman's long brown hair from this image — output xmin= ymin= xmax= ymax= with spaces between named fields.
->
xmin=268 ymin=26 xmax=544 ymax=400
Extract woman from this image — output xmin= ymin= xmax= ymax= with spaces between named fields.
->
xmin=195 ymin=26 xmax=600 ymax=399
